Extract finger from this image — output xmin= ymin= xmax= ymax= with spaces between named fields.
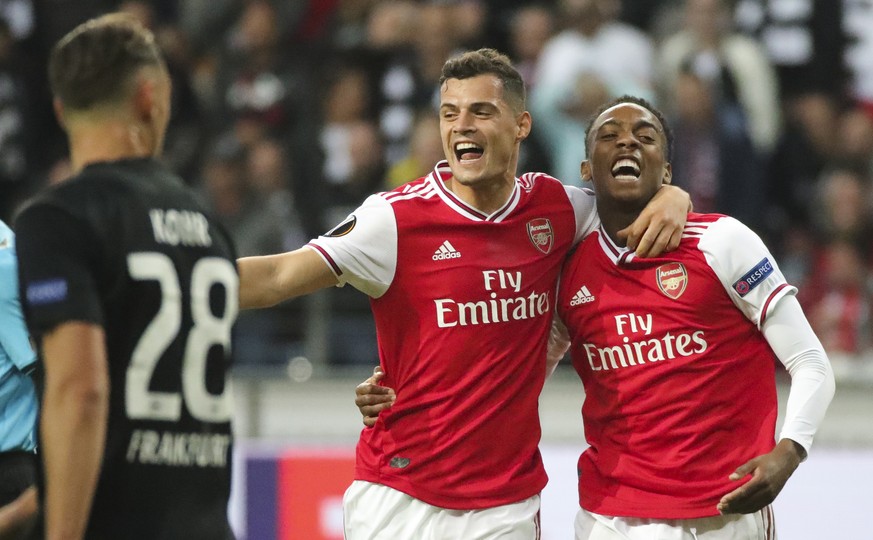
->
xmin=616 ymin=223 xmax=640 ymax=252
xmin=355 ymin=392 xmax=396 ymax=408
xmin=633 ymin=225 xmax=663 ymax=258
xmin=363 ymin=415 xmax=377 ymax=427
xmin=729 ymin=460 xmax=758 ymax=481
xmin=355 ymin=382 xmax=393 ymax=396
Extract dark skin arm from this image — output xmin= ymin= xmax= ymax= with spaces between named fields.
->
xmin=354 ymin=367 xmax=395 ymax=427
xmin=618 ymin=184 xmax=690 ymax=258
xmin=717 ymin=438 xmax=806 ymax=514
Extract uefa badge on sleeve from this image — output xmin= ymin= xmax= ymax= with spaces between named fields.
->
xmin=656 ymin=262 xmax=687 ymax=300
xmin=527 ymin=218 xmax=553 ymax=254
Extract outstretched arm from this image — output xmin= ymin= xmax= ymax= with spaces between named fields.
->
xmin=618 ymin=185 xmax=691 ymax=257
xmin=237 ymin=247 xmax=338 ymax=309
xmin=717 ymin=295 xmax=834 ymax=514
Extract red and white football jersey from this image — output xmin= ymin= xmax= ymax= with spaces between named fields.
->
xmin=308 ymin=161 xmax=597 ymax=509
xmin=556 ymin=213 xmax=797 ymax=519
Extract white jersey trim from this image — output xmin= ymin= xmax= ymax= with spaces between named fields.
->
xmin=426 ymin=161 xmax=521 ymax=222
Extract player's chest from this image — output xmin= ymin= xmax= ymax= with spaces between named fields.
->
xmin=393 ymin=217 xmax=571 ymax=299
xmin=559 ymin=252 xmax=735 ymax=340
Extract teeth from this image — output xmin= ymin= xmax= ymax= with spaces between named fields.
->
xmin=611 ymin=158 xmax=640 ymax=175
xmin=455 ymin=142 xmax=482 ymax=151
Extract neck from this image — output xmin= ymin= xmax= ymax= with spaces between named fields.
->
xmin=446 ymin=169 xmax=517 ymax=214
xmin=66 ymin=119 xmax=155 ymax=174
xmin=597 ymin=201 xmax=643 ymax=247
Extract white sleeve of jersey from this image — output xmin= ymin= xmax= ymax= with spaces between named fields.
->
xmin=762 ymin=295 xmax=835 ymax=455
xmin=564 ymin=185 xmax=600 ymax=245
xmin=308 ymin=194 xmax=397 ymax=298
xmin=696 ymin=216 xmax=797 ymax=328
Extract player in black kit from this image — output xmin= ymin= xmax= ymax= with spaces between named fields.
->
xmin=15 ymin=14 xmax=238 ymax=539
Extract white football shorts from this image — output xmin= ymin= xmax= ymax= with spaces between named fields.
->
xmin=574 ymin=506 xmax=776 ymax=540
xmin=343 ymin=480 xmax=541 ymax=539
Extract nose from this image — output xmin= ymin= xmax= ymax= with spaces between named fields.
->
xmin=616 ymin=131 xmax=639 ymax=148
xmin=454 ymin=110 xmax=477 ymax=133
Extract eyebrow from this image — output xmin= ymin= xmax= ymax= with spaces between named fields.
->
xmin=597 ymin=119 xmax=661 ymax=133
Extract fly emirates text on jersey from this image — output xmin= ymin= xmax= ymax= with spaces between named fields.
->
xmin=582 ymin=313 xmax=708 ymax=371
xmin=433 ymin=269 xmax=550 ymax=328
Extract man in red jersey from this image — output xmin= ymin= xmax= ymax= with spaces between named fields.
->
xmin=556 ymin=96 xmax=834 ymax=539
xmin=238 ymin=51 xmax=690 ymax=538
xmin=359 ymin=96 xmax=836 ymax=539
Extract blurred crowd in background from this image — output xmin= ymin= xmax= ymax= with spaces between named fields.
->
xmin=1 ymin=0 xmax=872 ymax=377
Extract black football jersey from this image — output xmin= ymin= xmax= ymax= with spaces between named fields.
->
xmin=16 ymin=158 xmax=237 ymax=539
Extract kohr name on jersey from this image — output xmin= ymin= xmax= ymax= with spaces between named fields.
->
xmin=149 ymin=209 xmax=213 ymax=247
xmin=583 ymin=331 xmax=708 ymax=371
xmin=434 ymin=290 xmax=550 ymax=328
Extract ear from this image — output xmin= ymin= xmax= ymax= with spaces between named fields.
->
xmin=516 ymin=111 xmax=531 ymax=142
xmin=662 ymin=162 xmax=672 ymax=185
xmin=580 ymin=160 xmax=592 ymax=183
xmin=133 ymin=74 xmax=157 ymax=122
xmin=52 ymin=98 xmax=67 ymax=129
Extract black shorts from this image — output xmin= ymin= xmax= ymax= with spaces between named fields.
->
xmin=0 ymin=451 xmax=37 ymax=506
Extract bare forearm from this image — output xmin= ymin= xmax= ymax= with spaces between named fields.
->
xmin=42 ymin=379 xmax=107 ymax=540
xmin=41 ymin=323 xmax=109 ymax=540
xmin=238 ymin=247 xmax=338 ymax=309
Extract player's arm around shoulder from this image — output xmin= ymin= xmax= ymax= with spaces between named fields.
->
xmin=619 ymin=185 xmax=691 ymax=257
xmin=237 ymin=247 xmax=338 ymax=309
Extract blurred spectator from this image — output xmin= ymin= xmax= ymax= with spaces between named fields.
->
xmin=366 ymin=2 xmax=459 ymax=165
xmin=507 ymin=5 xmax=555 ymax=88
xmin=843 ymin=0 xmax=873 ymax=121
xmin=835 ymin=106 xmax=873 ymax=176
xmin=810 ymin=166 xmax=873 ymax=254
xmin=531 ymin=0 xmax=655 ymax=184
xmin=734 ymin=0 xmax=847 ymax=102
xmin=318 ymin=65 xmax=384 ymax=224
xmin=807 ymin=239 xmax=872 ymax=356
xmin=657 ymin=0 xmax=780 ymax=156
xmin=0 ymin=18 xmax=29 ymax=221
xmin=385 ymin=109 xmax=442 ymax=189
xmin=667 ymin=61 xmax=767 ymax=232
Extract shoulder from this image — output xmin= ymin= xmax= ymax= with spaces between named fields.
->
xmin=380 ymin=176 xmax=436 ymax=206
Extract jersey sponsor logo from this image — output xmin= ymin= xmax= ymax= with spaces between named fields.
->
xmin=656 ymin=262 xmax=687 ymax=300
xmin=433 ymin=240 xmax=461 ymax=260
xmin=527 ymin=218 xmax=553 ymax=254
xmin=324 ymin=215 xmax=356 ymax=237
xmin=570 ymin=285 xmax=595 ymax=306
xmin=0 ymin=237 xmax=8 ymax=249
xmin=26 ymin=278 xmax=68 ymax=305
xmin=733 ymin=258 xmax=773 ymax=297
xmin=583 ymin=330 xmax=708 ymax=371
xmin=435 ymin=269 xmax=550 ymax=327
xmin=584 ymin=312 xmax=708 ymax=372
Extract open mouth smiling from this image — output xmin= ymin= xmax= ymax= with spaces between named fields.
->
xmin=454 ymin=142 xmax=484 ymax=163
xmin=611 ymin=158 xmax=641 ymax=181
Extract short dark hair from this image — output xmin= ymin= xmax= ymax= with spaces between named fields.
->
xmin=49 ymin=13 xmax=165 ymax=111
xmin=584 ymin=95 xmax=673 ymax=160
xmin=439 ymin=48 xmax=526 ymax=113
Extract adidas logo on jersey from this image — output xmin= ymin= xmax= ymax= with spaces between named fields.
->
xmin=570 ymin=285 xmax=595 ymax=306
xmin=433 ymin=240 xmax=462 ymax=261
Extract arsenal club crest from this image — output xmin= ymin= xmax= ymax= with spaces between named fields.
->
xmin=527 ymin=218 xmax=553 ymax=254
xmin=656 ymin=262 xmax=688 ymax=300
